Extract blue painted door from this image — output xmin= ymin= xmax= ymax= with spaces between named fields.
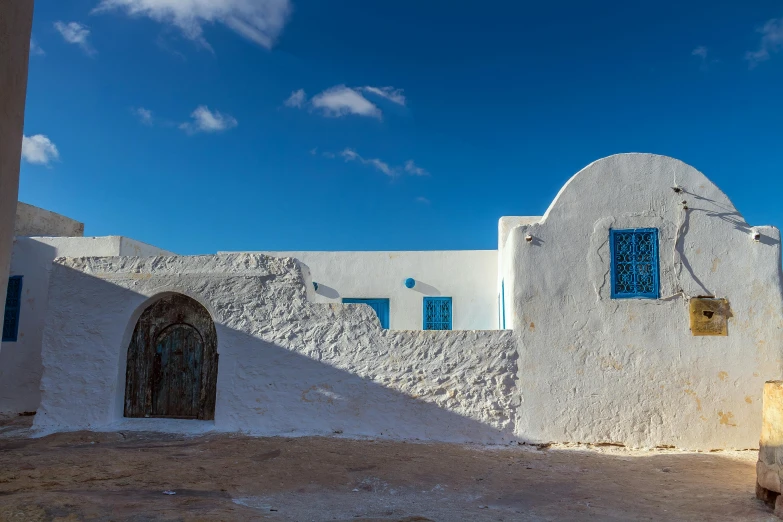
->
xmin=343 ymin=298 xmax=390 ymax=329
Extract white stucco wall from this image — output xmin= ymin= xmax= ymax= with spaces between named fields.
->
xmin=34 ymin=254 xmax=518 ymax=443
xmin=509 ymin=154 xmax=783 ymax=449
xmin=226 ymin=251 xmax=499 ymax=331
xmin=0 ymin=236 xmax=173 ymax=414
xmin=15 ymin=202 xmax=85 ymax=238
xmin=0 ymin=1 xmax=34 ymax=348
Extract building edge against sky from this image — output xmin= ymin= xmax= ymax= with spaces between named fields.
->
xmin=3 ymin=153 xmax=783 ymax=451
xmin=0 ymin=0 xmax=34 ymax=350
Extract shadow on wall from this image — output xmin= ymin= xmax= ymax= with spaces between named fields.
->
xmin=0 ymin=240 xmax=57 ymax=414
xmin=411 ymin=281 xmax=441 ymax=296
xmin=36 ymin=264 xmax=518 ymax=445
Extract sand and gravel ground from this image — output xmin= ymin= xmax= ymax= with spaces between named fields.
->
xmin=0 ymin=415 xmax=777 ymax=521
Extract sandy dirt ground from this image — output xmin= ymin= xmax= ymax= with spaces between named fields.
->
xmin=0 ymin=416 xmax=777 ymax=521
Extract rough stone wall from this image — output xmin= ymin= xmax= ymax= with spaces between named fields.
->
xmin=509 ymin=154 xmax=783 ymax=449
xmin=15 ymin=202 xmax=85 ymax=238
xmin=35 ymin=254 xmax=518 ymax=443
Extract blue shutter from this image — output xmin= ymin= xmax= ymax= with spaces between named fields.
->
xmin=423 ymin=297 xmax=452 ymax=330
xmin=3 ymin=276 xmax=23 ymax=342
xmin=501 ymin=280 xmax=506 ymax=329
xmin=610 ymin=229 xmax=660 ymax=299
xmin=342 ymin=298 xmax=390 ymax=329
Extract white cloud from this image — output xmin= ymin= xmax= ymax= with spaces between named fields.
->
xmin=404 ymin=160 xmax=428 ymax=176
xmin=22 ymin=135 xmax=60 ymax=166
xmin=30 ymin=38 xmax=45 ymax=56
xmin=134 ymin=107 xmax=154 ymax=125
xmin=746 ymin=18 xmax=783 ymax=67
xmin=284 ymin=89 xmax=306 ymax=108
xmin=54 ymin=21 xmax=96 ymax=56
xmin=311 ymin=85 xmax=382 ymax=119
xmin=179 ymin=105 xmax=238 ymax=134
xmin=416 ymin=196 xmax=431 ymax=204
xmin=360 ymin=86 xmax=406 ymax=106
xmin=691 ymin=46 xmax=708 ymax=59
xmin=93 ymin=0 xmax=292 ymax=50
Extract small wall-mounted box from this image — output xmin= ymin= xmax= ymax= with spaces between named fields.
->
xmin=689 ymin=297 xmax=731 ymax=336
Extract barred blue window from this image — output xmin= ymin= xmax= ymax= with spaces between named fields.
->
xmin=610 ymin=229 xmax=660 ymax=299
xmin=3 ymin=276 xmax=23 ymax=342
xmin=423 ymin=297 xmax=452 ymax=330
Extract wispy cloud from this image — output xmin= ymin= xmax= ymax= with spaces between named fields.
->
xmin=746 ymin=18 xmax=783 ymax=67
xmin=330 ymin=148 xmax=428 ymax=178
xmin=284 ymin=89 xmax=306 ymax=108
xmin=54 ymin=21 xmax=96 ymax=56
xmin=416 ymin=196 xmax=431 ymax=205
xmin=340 ymin=148 xmax=393 ymax=175
xmin=286 ymin=84 xmax=408 ymax=119
xmin=691 ymin=45 xmax=718 ymax=71
xmin=93 ymin=0 xmax=292 ymax=50
xmin=360 ymin=86 xmax=406 ymax=106
xmin=30 ymin=38 xmax=45 ymax=56
xmin=22 ymin=135 xmax=60 ymax=166
xmin=134 ymin=107 xmax=154 ymax=125
xmin=311 ymin=86 xmax=381 ymax=119
xmin=404 ymin=160 xmax=428 ymax=176
xmin=179 ymin=106 xmax=237 ymax=134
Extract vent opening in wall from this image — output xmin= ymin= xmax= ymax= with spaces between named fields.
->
xmin=424 ymin=296 xmax=452 ymax=330
xmin=2 ymin=276 xmax=23 ymax=342
xmin=610 ymin=228 xmax=660 ymax=299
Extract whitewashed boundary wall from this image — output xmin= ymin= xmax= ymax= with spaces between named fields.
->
xmin=0 ymin=237 xmax=173 ymax=414
xmin=34 ymin=254 xmax=518 ymax=443
xmin=506 ymin=154 xmax=783 ymax=449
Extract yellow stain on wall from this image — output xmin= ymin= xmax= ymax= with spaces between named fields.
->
xmin=684 ymin=389 xmax=702 ymax=411
xmin=718 ymin=411 xmax=737 ymax=427
xmin=718 ymin=371 xmax=729 ymax=381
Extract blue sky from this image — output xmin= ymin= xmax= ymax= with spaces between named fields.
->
xmin=20 ymin=1 xmax=783 ymax=254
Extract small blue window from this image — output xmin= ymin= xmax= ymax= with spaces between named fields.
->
xmin=342 ymin=298 xmax=390 ymax=329
xmin=3 ymin=276 xmax=23 ymax=342
xmin=423 ymin=297 xmax=452 ymax=330
xmin=610 ymin=228 xmax=660 ymax=299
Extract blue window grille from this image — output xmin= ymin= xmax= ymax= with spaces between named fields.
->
xmin=610 ymin=228 xmax=660 ymax=299
xmin=342 ymin=298 xmax=390 ymax=329
xmin=3 ymin=276 xmax=23 ymax=342
xmin=423 ymin=297 xmax=452 ymax=330
xmin=501 ymin=280 xmax=506 ymax=329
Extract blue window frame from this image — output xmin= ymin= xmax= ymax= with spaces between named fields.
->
xmin=342 ymin=298 xmax=390 ymax=329
xmin=3 ymin=276 xmax=23 ymax=342
xmin=610 ymin=228 xmax=660 ymax=299
xmin=423 ymin=297 xmax=452 ymax=330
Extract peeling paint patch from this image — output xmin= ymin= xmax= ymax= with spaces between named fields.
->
xmin=718 ymin=371 xmax=728 ymax=381
xmin=718 ymin=411 xmax=737 ymax=427
xmin=745 ymin=396 xmax=753 ymax=404
xmin=529 ymin=322 xmax=535 ymax=331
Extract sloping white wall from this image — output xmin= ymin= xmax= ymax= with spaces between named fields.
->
xmin=0 ymin=236 xmax=172 ymax=414
xmin=508 ymin=154 xmax=783 ymax=449
xmin=15 ymin=202 xmax=85 ymax=237
xmin=34 ymin=254 xmax=518 ymax=443
xmin=236 ymin=251 xmax=499 ymax=331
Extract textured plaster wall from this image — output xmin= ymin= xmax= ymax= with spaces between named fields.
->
xmin=34 ymin=254 xmax=518 ymax=443
xmin=509 ymin=154 xmax=783 ymax=449
xmin=238 ymin=250 xmax=499 ymax=330
xmin=0 ymin=1 xmax=34 ymax=345
xmin=15 ymin=202 xmax=85 ymax=237
xmin=0 ymin=237 xmax=172 ymax=414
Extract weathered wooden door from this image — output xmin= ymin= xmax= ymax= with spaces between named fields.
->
xmin=151 ymin=324 xmax=203 ymax=418
xmin=124 ymin=294 xmax=218 ymax=420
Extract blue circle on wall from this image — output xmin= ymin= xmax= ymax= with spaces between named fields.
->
xmin=405 ymin=278 xmax=416 ymax=289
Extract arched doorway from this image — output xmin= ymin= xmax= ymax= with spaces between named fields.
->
xmin=124 ymin=294 xmax=218 ymax=420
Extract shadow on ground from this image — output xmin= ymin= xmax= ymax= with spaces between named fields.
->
xmin=0 ymin=417 xmax=775 ymax=522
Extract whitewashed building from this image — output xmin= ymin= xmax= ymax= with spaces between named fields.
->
xmin=4 ymin=154 xmax=782 ymax=451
